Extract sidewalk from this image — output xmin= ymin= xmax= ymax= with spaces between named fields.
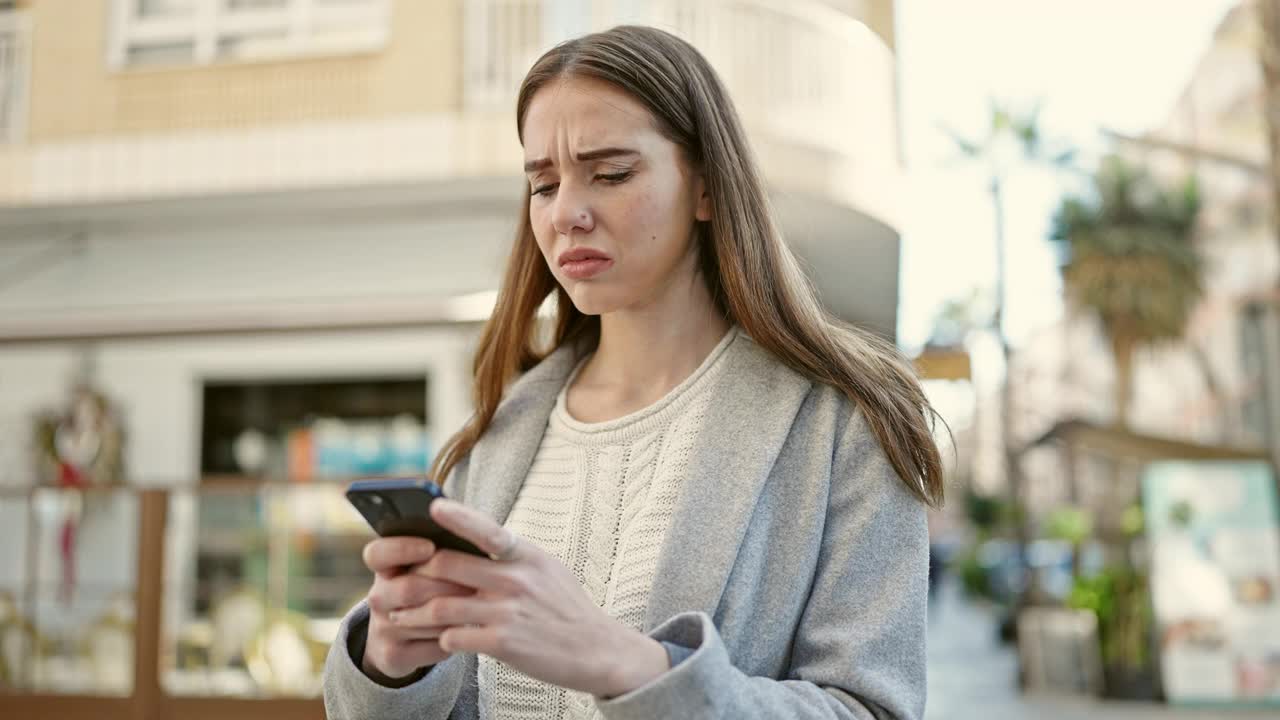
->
xmin=925 ymin=579 xmax=1275 ymax=719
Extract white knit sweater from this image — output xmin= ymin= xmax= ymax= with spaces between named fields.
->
xmin=476 ymin=328 xmax=739 ymax=720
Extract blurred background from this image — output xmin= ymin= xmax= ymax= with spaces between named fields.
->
xmin=0 ymin=1 xmax=1277 ymax=718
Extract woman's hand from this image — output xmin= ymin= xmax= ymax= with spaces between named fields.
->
xmin=386 ymin=498 xmax=671 ymax=699
xmin=360 ymin=536 xmax=475 ymax=683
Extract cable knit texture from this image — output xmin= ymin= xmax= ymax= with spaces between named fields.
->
xmin=477 ymin=328 xmax=739 ymax=720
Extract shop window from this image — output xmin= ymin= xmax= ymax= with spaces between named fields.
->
xmin=200 ymin=376 xmax=430 ymax=482
xmin=163 ymin=483 xmax=370 ymax=697
xmin=154 ymin=374 xmax=429 ymax=697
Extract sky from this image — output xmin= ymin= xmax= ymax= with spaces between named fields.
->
xmin=894 ymin=0 xmax=1241 ymax=352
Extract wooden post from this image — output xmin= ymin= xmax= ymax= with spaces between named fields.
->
xmin=21 ymin=488 xmax=38 ymax=690
xmin=134 ymin=490 xmax=167 ymax=720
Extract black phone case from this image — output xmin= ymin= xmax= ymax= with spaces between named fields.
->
xmin=347 ymin=483 xmax=487 ymax=557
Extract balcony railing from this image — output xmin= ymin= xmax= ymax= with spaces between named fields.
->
xmin=0 ymin=9 xmax=29 ymax=144
xmin=464 ymin=0 xmax=897 ymax=161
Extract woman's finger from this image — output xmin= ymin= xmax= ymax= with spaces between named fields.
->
xmin=390 ymin=595 xmax=513 ymax=629
xmin=429 ymin=499 xmax=521 ymax=561
xmin=388 ymin=625 xmax=448 ymax=642
xmin=363 ymin=537 xmax=436 ymax=576
xmin=406 ymin=563 xmax=474 ymax=589
xmin=421 ymin=548 xmax=523 ymax=593
xmin=437 ymin=624 xmax=504 ymax=656
xmin=371 ymin=574 xmax=472 ymax=613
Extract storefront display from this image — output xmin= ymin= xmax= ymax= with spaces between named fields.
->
xmin=202 ymin=377 xmax=430 ymax=482
xmin=0 ymin=483 xmax=370 ymax=714
xmin=163 ymin=483 xmax=371 ymax=698
xmin=0 ymin=590 xmax=37 ymax=689
xmin=283 ymin=414 xmax=432 ymax=481
xmin=1142 ymin=460 xmax=1280 ymax=706
xmin=0 ymin=488 xmax=137 ymax=696
xmin=33 ymin=384 xmax=125 ymax=489
xmin=33 ymin=384 xmax=127 ymax=605
xmin=2 ymin=371 xmax=428 ymax=715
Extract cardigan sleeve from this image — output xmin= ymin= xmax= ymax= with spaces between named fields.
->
xmin=322 ymin=601 xmax=470 ymax=720
xmin=592 ymin=410 xmax=930 ymax=720
xmin=322 ymin=456 xmax=476 ymax=719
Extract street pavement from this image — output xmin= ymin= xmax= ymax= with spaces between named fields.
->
xmin=925 ymin=579 xmax=1275 ymax=720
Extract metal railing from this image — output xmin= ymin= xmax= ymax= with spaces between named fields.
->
xmin=0 ymin=9 xmax=29 ymax=144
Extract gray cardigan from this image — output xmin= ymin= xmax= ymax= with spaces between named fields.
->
xmin=323 ymin=332 xmax=929 ymax=719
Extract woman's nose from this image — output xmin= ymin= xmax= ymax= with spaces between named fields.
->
xmin=550 ymin=183 xmax=594 ymax=236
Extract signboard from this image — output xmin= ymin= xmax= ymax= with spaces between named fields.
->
xmin=1142 ymin=461 xmax=1280 ymax=705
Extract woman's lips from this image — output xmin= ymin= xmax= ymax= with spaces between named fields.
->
xmin=560 ymin=257 xmax=614 ymax=279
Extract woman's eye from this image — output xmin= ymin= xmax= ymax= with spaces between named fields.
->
xmin=597 ymin=170 xmax=633 ymax=184
xmin=530 ymin=183 xmax=558 ymax=197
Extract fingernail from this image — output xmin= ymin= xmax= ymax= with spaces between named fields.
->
xmin=388 ymin=611 xmax=402 ymax=624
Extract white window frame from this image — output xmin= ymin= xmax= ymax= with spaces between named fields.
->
xmin=108 ymin=0 xmax=391 ymax=70
xmin=0 ymin=6 xmax=30 ymax=143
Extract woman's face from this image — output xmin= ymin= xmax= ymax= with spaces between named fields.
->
xmin=521 ymin=75 xmax=711 ymax=316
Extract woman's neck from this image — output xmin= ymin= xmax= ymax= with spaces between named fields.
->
xmin=575 ymin=269 xmax=730 ymax=407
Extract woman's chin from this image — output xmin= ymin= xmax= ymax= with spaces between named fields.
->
xmin=564 ymin=289 xmax=625 ymax=317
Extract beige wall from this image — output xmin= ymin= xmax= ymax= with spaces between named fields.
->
xmin=866 ymin=0 xmax=895 ymax=50
xmin=819 ymin=0 xmax=895 ymax=48
xmin=26 ymin=0 xmax=462 ymax=141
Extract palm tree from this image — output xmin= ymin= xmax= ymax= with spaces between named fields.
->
xmin=1050 ymin=155 xmax=1204 ymax=429
xmin=1051 ymin=157 xmax=1202 ymax=693
xmin=947 ymin=101 xmax=1073 ymax=604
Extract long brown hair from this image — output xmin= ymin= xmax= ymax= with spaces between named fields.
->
xmin=429 ymin=25 xmax=944 ymax=507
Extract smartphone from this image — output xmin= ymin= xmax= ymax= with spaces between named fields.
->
xmin=346 ymin=478 xmax=487 ymax=557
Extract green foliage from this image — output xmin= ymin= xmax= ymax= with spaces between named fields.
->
xmin=1050 ymin=156 xmax=1204 ymax=350
xmin=957 ymin=546 xmax=993 ymax=600
xmin=1067 ymin=567 xmax=1153 ymax=671
xmin=964 ymin=491 xmax=1007 ymax=532
xmin=1068 ymin=571 xmax=1114 ymax=620
xmin=1121 ymin=504 xmax=1146 ymax=538
xmin=964 ymin=492 xmax=998 ymax=530
xmin=1168 ymin=500 xmax=1194 ymax=529
xmin=1043 ymin=506 xmax=1092 ymax=545
xmin=944 ymin=98 xmax=1074 ymax=171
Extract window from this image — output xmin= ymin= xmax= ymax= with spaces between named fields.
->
xmin=0 ymin=2 xmax=28 ymax=143
xmin=109 ymin=0 xmax=391 ymax=69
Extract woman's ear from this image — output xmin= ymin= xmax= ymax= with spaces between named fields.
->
xmin=694 ymin=174 xmax=713 ymax=222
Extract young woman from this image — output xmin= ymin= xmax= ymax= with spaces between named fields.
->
xmin=324 ymin=25 xmax=943 ymax=720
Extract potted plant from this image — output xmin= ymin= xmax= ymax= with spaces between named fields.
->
xmin=1066 ymin=504 xmax=1159 ymax=699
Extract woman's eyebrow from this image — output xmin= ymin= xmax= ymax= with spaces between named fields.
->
xmin=523 ymin=147 xmax=639 ymax=172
